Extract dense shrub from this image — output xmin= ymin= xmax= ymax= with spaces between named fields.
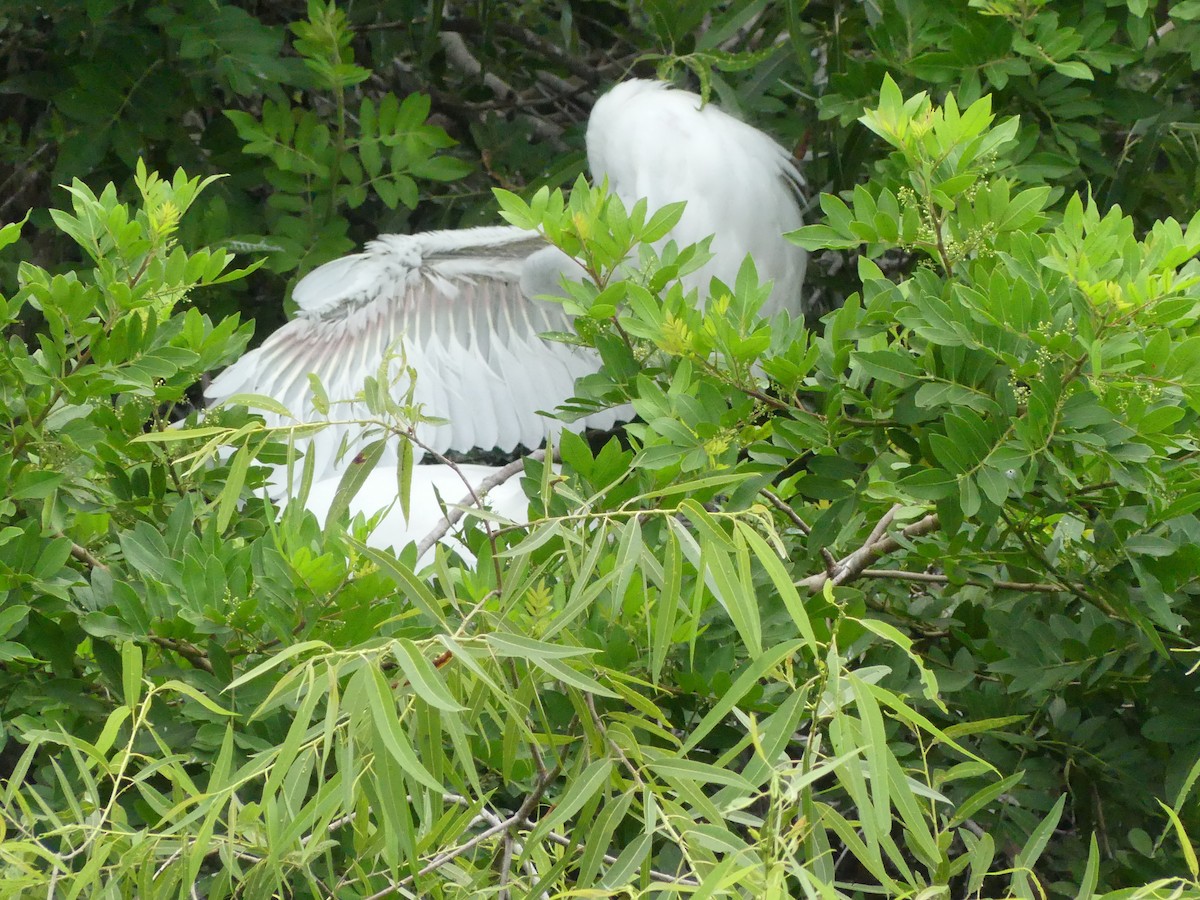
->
xmin=0 ymin=1 xmax=1198 ymax=896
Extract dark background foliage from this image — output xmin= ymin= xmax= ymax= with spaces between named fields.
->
xmin=6 ymin=1 xmax=1195 ymax=322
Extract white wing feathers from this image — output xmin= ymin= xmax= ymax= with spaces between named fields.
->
xmin=586 ymin=80 xmax=807 ymax=317
xmin=208 ymin=78 xmax=807 ymax=502
xmin=206 ymin=225 xmax=620 ymax=471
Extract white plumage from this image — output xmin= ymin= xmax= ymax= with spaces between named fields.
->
xmin=208 ymin=225 xmax=619 ymax=477
xmin=301 ymin=464 xmax=533 ymax=564
xmin=207 ymin=80 xmax=807 ymax=554
xmin=586 ymin=80 xmax=806 ymax=317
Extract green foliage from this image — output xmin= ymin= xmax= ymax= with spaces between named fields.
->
xmin=224 ymin=1 xmax=473 ymax=275
xmin=1 ymin=1 xmax=1199 ymax=897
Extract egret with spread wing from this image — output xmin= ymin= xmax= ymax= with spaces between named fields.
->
xmin=207 ymin=80 xmax=806 ymax=555
xmin=206 ymin=80 xmax=807 ymax=472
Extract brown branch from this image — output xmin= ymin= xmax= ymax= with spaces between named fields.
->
xmin=998 ymin=508 xmax=1120 ymax=617
xmin=148 ymin=636 xmax=214 ymax=674
xmin=758 ymin=488 xmax=842 ymax=574
xmin=858 ymin=568 xmax=1067 ymax=593
xmin=0 ymin=141 xmax=51 ymax=220
xmin=759 ymin=488 xmax=811 ymax=536
xmin=820 ymin=546 xmax=840 ymax=577
xmin=69 ymin=540 xmax=107 ymax=571
xmin=437 ymin=31 xmax=517 ymax=101
xmin=361 ymin=16 xmax=601 ymax=86
xmin=800 ymin=512 xmax=940 ymax=593
xmin=499 ymin=832 xmax=516 ymax=900
xmin=368 ymin=764 xmax=562 ymax=897
xmin=440 ymin=18 xmax=601 ymax=86
xmin=441 ymin=791 xmax=691 ymax=888
xmin=542 ymin=829 xmax=700 ymax=886
xmin=826 ymin=503 xmax=900 ymax=585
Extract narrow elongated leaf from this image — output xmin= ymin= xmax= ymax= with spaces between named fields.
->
xmin=227 ymin=640 xmax=331 ymax=691
xmin=599 ymin=833 xmax=652 ymax=890
xmin=353 ymin=540 xmax=447 ymax=625
xmin=682 ymin=640 xmax=803 ymax=753
xmin=527 ymin=758 xmax=612 ymax=845
xmin=487 ymin=633 xmax=599 ymax=660
xmin=650 ymin=528 xmax=682 ymax=683
xmin=532 ymin=655 xmax=619 ymax=698
xmin=392 ymin=639 xmax=465 ymax=712
xmin=366 ymin=668 xmax=444 ymax=792
xmin=1157 ymin=800 xmax=1199 ymax=879
xmin=1012 ymin=794 xmax=1066 ymax=898
xmin=650 ymin=757 xmax=755 ymax=791
xmin=739 ymin=524 xmax=820 ymax=654
xmin=326 ymin=438 xmax=385 ymax=525
xmin=121 ymin=641 xmax=142 ymax=708
xmin=216 ymin=443 xmax=252 ymax=532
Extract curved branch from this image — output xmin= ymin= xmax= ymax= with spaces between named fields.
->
xmin=415 ymin=450 xmax=546 ymax=560
xmin=800 ymin=512 xmax=941 ymax=593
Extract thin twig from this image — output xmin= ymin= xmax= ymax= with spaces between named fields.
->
xmin=369 ymin=764 xmax=561 ymax=897
xmin=759 ymin=488 xmax=810 ymax=536
xmin=998 ymin=508 xmax=1119 ymax=617
xmin=0 ymin=141 xmax=52 ymax=219
xmin=400 ymin=431 xmax=519 ymax=592
xmin=444 ymin=791 xmax=693 ymax=888
xmin=442 ymin=793 xmax=549 ymax=899
xmin=858 ymin=568 xmax=1067 ymax=593
xmin=540 ymin=830 xmax=700 ymax=886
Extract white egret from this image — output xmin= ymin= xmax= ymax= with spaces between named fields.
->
xmin=206 ymin=79 xmax=807 ymax=554
xmin=207 ymin=80 xmax=806 ymax=460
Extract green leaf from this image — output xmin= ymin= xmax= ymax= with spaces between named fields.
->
xmin=898 ymin=468 xmax=958 ymax=500
xmin=1053 ymin=61 xmax=1094 ymax=80
xmin=852 ymin=349 xmax=921 ymax=387
xmin=216 ymin=443 xmax=252 ymax=532
xmin=599 ymin=833 xmax=652 ymax=890
xmin=0 ymin=605 xmax=28 ymax=639
xmin=527 ymin=758 xmax=612 ymax=845
xmin=366 ymin=667 xmax=445 ymax=793
xmin=681 ymin=640 xmax=804 ymax=753
xmin=326 ymin=438 xmax=385 ymax=525
xmin=951 ymin=771 xmax=1025 ymax=827
xmin=530 ymin=655 xmax=619 ymax=698
xmin=738 ymin=524 xmax=820 ymax=655
xmin=651 ymin=757 xmax=755 ymax=791
xmin=1158 ymin=800 xmax=1200 ymax=879
xmin=391 ymin=639 xmax=465 ymax=712
xmin=120 ymin=641 xmax=142 ymax=709
xmin=1012 ymin=795 xmax=1066 ymax=898
xmin=228 ymin=640 xmax=332 ymax=691
xmin=210 ymin=391 xmax=298 ymax=418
